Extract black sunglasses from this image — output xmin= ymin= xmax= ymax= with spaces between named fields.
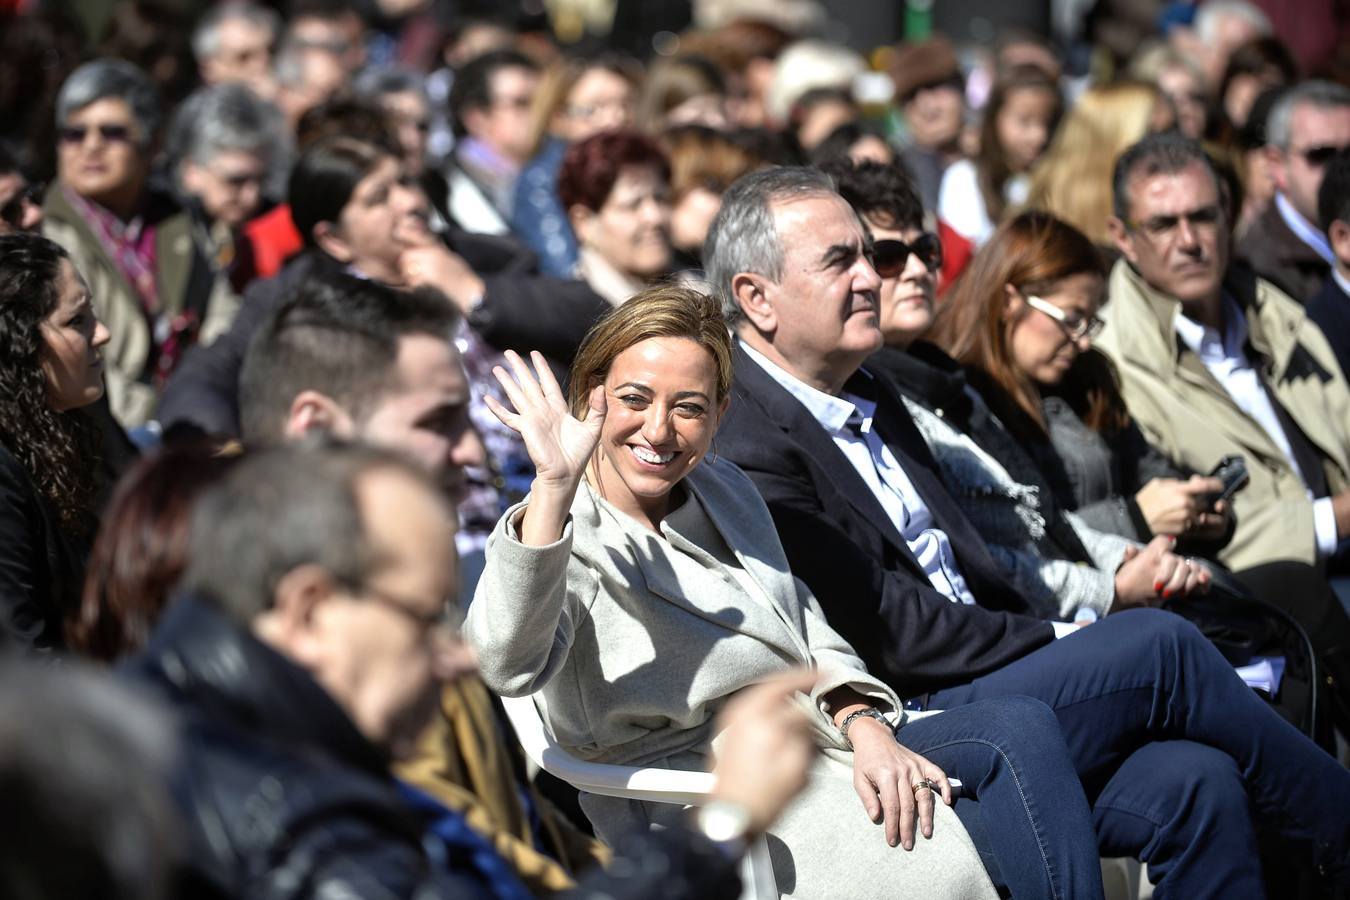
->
xmin=871 ymin=234 xmax=942 ymax=278
xmin=59 ymin=124 xmax=134 ymax=146
xmin=1300 ymin=144 xmax=1348 ymax=167
xmin=0 ymin=182 xmax=41 ymax=227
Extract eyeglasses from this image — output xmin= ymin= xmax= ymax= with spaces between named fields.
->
xmin=1297 ymin=144 xmax=1348 ymax=167
xmin=58 ymin=124 xmax=134 ymax=146
xmin=870 ymin=233 xmax=942 ymax=278
xmin=361 ymin=582 xmax=463 ymax=639
xmin=0 ymin=182 xmax=41 ymax=227
xmin=1023 ymin=294 xmax=1104 ymax=340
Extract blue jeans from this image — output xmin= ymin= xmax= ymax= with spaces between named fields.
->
xmin=929 ymin=609 xmax=1350 ymax=899
xmin=897 ymin=696 xmax=1105 ymax=899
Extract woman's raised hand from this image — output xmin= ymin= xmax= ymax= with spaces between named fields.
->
xmin=485 ymin=350 xmax=606 ymax=523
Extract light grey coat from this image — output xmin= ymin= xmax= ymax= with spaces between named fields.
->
xmin=467 ymin=457 xmax=995 ymax=899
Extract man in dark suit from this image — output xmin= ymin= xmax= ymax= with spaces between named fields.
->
xmin=707 ymin=166 xmax=1350 ymax=896
xmin=1308 ymin=147 xmax=1350 ymax=380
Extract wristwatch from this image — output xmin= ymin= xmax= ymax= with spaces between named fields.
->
xmin=838 ymin=707 xmax=890 ymax=749
xmin=696 ymin=800 xmax=751 ymax=860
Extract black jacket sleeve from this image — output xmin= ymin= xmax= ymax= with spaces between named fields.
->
xmin=564 ymin=825 xmax=740 ymax=900
xmin=469 ymin=273 xmax=611 ymax=368
xmin=0 ymin=453 xmax=56 ymax=652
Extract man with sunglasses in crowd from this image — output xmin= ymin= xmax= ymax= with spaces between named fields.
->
xmin=1236 ymin=80 xmax=1350 ymax=303
xmin=0 ymin=145 xmax=43 ymax=236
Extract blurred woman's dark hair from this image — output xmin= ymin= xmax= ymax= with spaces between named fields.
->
xmin=0 ymin=233 xmax=101 ymax=535
xmin=289 ymin=136 xmax=394 ymax=248
xmin=1219 ymin=37 xmax=1298 ymax=130
xmin=557 ymin=129 xmax=670 ymax=213
xmin=69 ymin=443 xmax=239 ymax=660
xmin=808 ymin=120 xmax=891 ymax=169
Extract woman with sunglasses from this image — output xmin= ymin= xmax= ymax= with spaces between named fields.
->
xmin=42 ymin=59 xmax=238 ymax=430
xmin=829 ymin=159 xmax=1211 ymax=620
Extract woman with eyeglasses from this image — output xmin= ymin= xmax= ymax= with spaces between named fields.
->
xmin=42 ymin=59 xmax=238 ymax=430
xmin=831 ymin=159 xmax=1213 ymax=621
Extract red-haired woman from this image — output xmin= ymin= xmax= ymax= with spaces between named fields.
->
xmin=557 ymin=130 xmax=673 ymax=306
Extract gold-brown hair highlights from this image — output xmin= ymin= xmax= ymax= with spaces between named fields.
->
xmin=567 ymin=285 xmax=733 ymax=418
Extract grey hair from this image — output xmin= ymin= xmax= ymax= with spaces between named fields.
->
xmin=179 ymin=441 xmax=432 ymax=622
xmin=1112 ymin=132 xmax=1223 ymax=220
xmin=354 ymin=67 xmax=428 ymax=105
xmin=191 ymin=0 xmax=282 ymax=63
xmin=1193 ymin=0 xmax=1271 ymax=45
xmin=703 ymin=165 xmax=837 ymax=326
xmin=1265 ymin=80 xmax=1350 ymax=150
xmin=55 ymin=60 xmax=161 ymax=147
xmin=168 ymin=82 xmax=290 ymax=175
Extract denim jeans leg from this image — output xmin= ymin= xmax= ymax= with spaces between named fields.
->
xmin=1093 ymin=741 xmax=1261 ymax=899
xmin=928 ymin=608 xmax=1350 ymax=884
xmin=897 ymin=695 xmax=1105 ymax=900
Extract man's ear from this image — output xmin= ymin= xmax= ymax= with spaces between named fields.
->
xmin=732 ymin=271 xmax=776 ymax=334
xmin=180 ymin=161 xmax=206 ymax=197
xmin=1330 ymin=219 xmax=1350 ymax=267
xmin=284 ymin=390 xmax=355 ymax=441
xmin=313 ymin=220 xmax=353 ymax=264
xmin=252 ymin=563 xmax=336 ymax=667
xmin=460 ymin=106 xmax=488 ymax=142
xmin=1107 ymin=215 xmax=1137 ymax=265
xmin=568 ymin=204 xmax=596 ymax=247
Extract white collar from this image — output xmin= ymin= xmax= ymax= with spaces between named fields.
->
xmin=1174 ymin=294 xmax=1248 ymax=364
xmin=1333 ymin=266 xmax=1350 ymax=299
xmin=739 ymin=340 xmax=858 ymax=434
xmin=1275 ymin=192 xmax=1337 ymax=265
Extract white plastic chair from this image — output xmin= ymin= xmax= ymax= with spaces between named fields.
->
xmin=500 ymin=693 xmax=778 ymax=899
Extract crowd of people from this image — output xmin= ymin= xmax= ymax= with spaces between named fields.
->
xmin=2 ymin=0 xmax=1350 ymax=897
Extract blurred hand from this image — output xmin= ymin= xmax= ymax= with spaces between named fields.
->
xmin=710 ymin=670 xmax=818 ymax=837
xmin=398 ymin=243 xmax=486 ymax=314
xmin=1135 ymin=475 xmax=1224 ymax=537
xmin=1112 ymin=535 xmax=1211 ymax=611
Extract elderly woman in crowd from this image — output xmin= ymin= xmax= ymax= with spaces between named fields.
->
xmin=467 ymin=285 xmax=1112 ymax=899
xmin=42 ymin=59 xmax=237 ymax=428
xmin=169 ymin=82 xmax=289 ymax=294
xmin=511 ymin=54 xmax=641 ymax=277
xmin=558 ymin=130 xmax=674 ymax=306
xmin=0 ymin=233 xmax=111 ymax=652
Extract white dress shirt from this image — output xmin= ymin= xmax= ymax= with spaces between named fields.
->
xmin=1174 ymin=296 xmax=1339 ymax=556
xmin=740 ymin=341 xmax=979 ymax=605
xmin=1275 ymin=192 xmax=1336 ymax=266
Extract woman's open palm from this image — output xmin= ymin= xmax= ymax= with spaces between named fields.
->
xmin=484 ymin=350 xmax=606 ymax=493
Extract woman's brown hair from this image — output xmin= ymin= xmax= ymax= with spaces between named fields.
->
xmin=929 ymin=210 xmax=1104 ymax=440
xmin=567 ymin=284 xmax=733 ymax=419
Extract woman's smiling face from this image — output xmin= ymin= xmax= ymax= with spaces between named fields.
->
xmin=589 ymin=335 xmax=725 ymax=525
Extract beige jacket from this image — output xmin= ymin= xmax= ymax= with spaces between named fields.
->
xmin=1096 ymin=259 xmax=1350 ymax=570
xmin=466 ymin=456 xmax=994 ymax=899
xmin=42 ymin=185 xmax=239 ymax=427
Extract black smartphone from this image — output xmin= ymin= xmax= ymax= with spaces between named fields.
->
xmin=1208 ymin=455 xmax=1249 ymax=506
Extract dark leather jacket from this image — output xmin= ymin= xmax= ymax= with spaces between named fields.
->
xmin=126 ymin=596 xmax=740 ymax=900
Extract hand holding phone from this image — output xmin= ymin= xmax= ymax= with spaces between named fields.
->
xmin=1208 ymin=455 xmax=1249 ymax=508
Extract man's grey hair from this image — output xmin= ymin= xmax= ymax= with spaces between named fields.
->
xmin=168 ymin=82 xmax=290 ymax=178
xmin=354 ymin=67 xmax=429 ymax=105
xmin=1193 ymin=0 xmax=1271 ymax=46
xmin=191 ymin=0 xmax=282 ymax=63
xmin=1266 ymin=80 xmax=1350 ymax=150
xmin=179 ymin=441 xmax=432 ymax=622
xmin=1112 ymin=132 xmax=1223 ymax=220
xmin=55 ymin=60 xmax=161 ymax=148
xmin=703 ymin=166 xmax=838 ymax=327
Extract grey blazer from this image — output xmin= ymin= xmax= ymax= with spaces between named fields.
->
xmin=467 ymin=457 xmax=994 ymax=899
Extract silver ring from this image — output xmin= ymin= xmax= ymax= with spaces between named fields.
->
xmin=912 ymin=779 xmax=936 ymax=794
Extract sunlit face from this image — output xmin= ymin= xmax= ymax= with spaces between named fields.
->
xmin=1005 ymin=271 xmax=1103 ymax=386
xmin=0 ymin=172 xmax=42 ymax=234
xmin=325 ymin=156 xmax=432 ymax=284
xmin=905 ymin=82 xmax=965 ymax=151
xmin=474 ymin=65 xmax=538 ymax=163
xmin=202 ymin=16 xmax=275 ymax=88
xmin=796 ymin=98 xmax=856 ymax=151
xmin=575 ymin=164 xmax=672 ymax=279
xmin=1277 ymin=102 xmax=1350 ymax=224
xmin=40 ymin=258 xmax=110 ymax=412
xmin=1113 ymin=161 xmax=1228 ymax=309
xmin=554 ymin=67 xmax=633 ymax=143
xmin=56 ymin=98 xmax=148 ymax=212
xmin=180 ymin=148 xmax=268 ymax=229
xmin=381 ymin=90 xmax=431 ymax=175
xmin=757 ymin=194 xmax=883 ymax=384
xmin=670 ymin=186 xmax=721 ymax=254
xmin=664 ymin=93 xmax=730 ymax=131
xmin=319 ymin=467 xmax=465 ymax=761
xmin=589 ymin=336 xmax=725 ymax=525
xmin=996 ymin=86 xmax=1057 ymax=173
xmin=868 ymin=220 xmax=936 ymax=348
xmin=1156 ymin=64 xmax=1207 ymax=140
xmin=354 ymin=334 xmax=486 ymax=502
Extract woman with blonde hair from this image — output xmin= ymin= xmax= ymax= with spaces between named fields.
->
xmin=467 ymin=284 xmax=1110 ymax=899
xmin=1026 ymin=82 xmax=1174 ymax=246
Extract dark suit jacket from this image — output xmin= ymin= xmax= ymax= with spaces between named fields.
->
xmin=717 ymin=346 xmax=1055 ymax=699
xmin=1306 ymin=276 xmax=1350 ymax=383
xmin=1235 ymin=202 xmax=1330 ymax=305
